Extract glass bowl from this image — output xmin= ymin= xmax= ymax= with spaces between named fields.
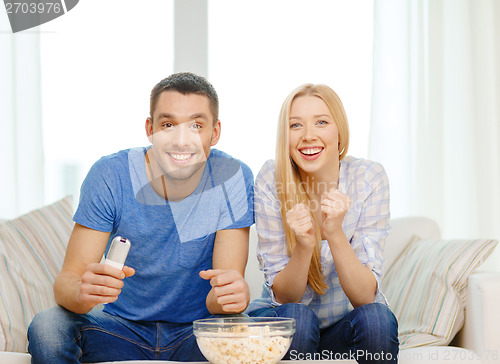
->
xmin=193 ymin=316 xmax=295 ymax=364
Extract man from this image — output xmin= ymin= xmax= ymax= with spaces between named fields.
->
xmin=27 ymin=72 xmax=254 ymax=363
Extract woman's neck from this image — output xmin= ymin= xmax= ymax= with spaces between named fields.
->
xmin=299 ymin=164 xmax=340 ymax=200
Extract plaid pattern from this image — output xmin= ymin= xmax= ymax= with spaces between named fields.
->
xmin=248 ymin=156 xmax=391 ymax=328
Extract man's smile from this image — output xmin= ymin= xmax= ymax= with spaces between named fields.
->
xmin=168 ymin=152 xmax=195 ymax=164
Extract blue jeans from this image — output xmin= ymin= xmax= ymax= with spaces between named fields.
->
xmin=248 ymin=303 xmax=399 ymax=364
xmin=27 ymin=306 xmax=206 ymax=363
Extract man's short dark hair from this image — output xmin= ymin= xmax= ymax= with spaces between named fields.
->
xmin=150 ymin=72 xmax=219 ymax=123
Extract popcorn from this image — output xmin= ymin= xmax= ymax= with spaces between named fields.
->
xmin=196 ymin=324 xmax=291 ymax=364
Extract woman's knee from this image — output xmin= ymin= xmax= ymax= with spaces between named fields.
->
xmin=275 ymin=303 xmax=319 ymax=330
xmin=351 ymin=303 xmax=399 ymax=351
xmin=356 ymin=303 xmax=398 ymax=334
xmin=275 ymin=303 xmax=320 ymax=352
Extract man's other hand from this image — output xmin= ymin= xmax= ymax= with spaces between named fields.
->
xmin=199 ymin=269 xmax=250 ymax=313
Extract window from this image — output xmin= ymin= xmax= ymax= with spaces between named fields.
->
xmin=40 ymin=0 xmax=174 ymax=203
xmin=39 ymin=0 xmax=373 ymax=204
xmin=209 ymin=0 xmax=374 ymax=175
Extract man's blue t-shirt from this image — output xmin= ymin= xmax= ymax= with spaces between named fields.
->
xmin=73 ymin=147 xmax=254 ymax=323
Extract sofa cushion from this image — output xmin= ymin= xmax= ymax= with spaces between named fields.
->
xmin=0 ymin=196 xmax=73 ymax=352
xmin=383 ymin=236 xmax=498 ymax=348
xmin=384 ymin=217 xmax=440 ymax=270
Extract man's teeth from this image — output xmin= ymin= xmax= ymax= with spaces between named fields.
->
xmin=301 ymin=148 xmax=322 ymax=155
xmin=170 ymin=153 xmax=191 ymax=161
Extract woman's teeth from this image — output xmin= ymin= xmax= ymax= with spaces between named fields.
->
xmin=301 ymin=147 xmax=322 ymax=155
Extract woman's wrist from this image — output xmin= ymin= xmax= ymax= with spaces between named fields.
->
xmin=324 ymin=228 xmax=348 ymax=248
xmin=294 ymin=237 xmax=316 ymax=254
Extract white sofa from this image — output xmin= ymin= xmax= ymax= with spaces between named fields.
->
xmin=0 ymin=215 xmax=499 ymax=364
xmin=374 ymin=218 xmax=500 ymax=364
xmin=244 ymin=217 xmax=500 ymax=364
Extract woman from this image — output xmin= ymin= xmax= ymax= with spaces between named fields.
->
xmin=247 ymin=84 xmax=399 ymax=363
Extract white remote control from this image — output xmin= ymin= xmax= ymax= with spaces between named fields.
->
xmin=104 ymin=236 xmax=131 ymax=270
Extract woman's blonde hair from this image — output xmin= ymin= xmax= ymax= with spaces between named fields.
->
xmin=275 ymin=84 xmax=350 ymax=295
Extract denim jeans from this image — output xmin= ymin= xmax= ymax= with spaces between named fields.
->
xmin=248 ymin=302 xmax=399 ymax=364
xmin=27 ymin=306 xmax=206 ymax=363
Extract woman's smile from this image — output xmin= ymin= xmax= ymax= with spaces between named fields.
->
xmin=298 ymin=147 xmax=324 ymax=160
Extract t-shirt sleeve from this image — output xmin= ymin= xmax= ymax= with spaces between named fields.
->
xmin=73 ymin=157 xmax=121 ymax=232
xmin=216 ymin=161 xmax=255 ymax=230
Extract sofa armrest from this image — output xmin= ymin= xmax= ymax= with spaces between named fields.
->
xmin=455 ymin=272 xmax=500 ymax=364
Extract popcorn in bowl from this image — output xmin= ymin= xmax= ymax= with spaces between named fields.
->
xmin=193 ymin=317 xmax=295 ymax=364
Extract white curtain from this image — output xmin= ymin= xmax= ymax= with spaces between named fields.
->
xmin=370 ymin=0 xmax=500 ymax=270
xmin=0 ymin=14 xmax=44 ymax=218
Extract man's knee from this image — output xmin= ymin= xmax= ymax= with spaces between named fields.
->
xmin=28 ymin=306 xmax=79 ymax=345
